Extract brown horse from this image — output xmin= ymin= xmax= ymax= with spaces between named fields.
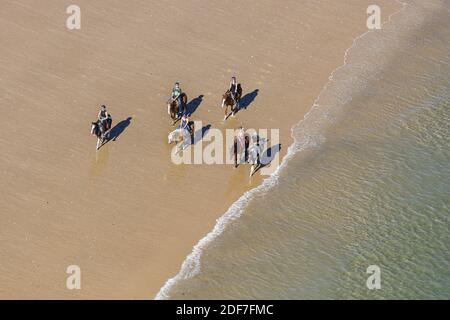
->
xmin=222 ymin=84 xmax=242 ymax=120
xmin=167 ymin=93 xmax=188 ymax=122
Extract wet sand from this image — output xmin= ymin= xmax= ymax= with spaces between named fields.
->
xmin=0 ymin=0 xmax=401 ymax=299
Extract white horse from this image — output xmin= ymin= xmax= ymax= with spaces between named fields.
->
xmin=168 ymin=128 xmax=192 ymax=154
xmin=248 ymin=135 xmax=268 ymax=177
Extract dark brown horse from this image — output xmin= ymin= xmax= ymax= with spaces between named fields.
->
xmin=222 ymin=84 xmax=242 ymax=120
xmin=91 ymin=116 xmax=112 ymax=150
xmin=167 ymin=93 xmax=188 ymax=122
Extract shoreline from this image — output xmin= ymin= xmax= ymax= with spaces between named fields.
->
xmin=155 ymin=0 xmax=408 ymax=300
xmin=0 ymin=0 xmax=401 ymax=299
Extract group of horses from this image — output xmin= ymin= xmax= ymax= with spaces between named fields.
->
xmin=90 ymin=84 xmax=264 ymax=176
xmin=167 ymin=85 xmax=243 ymax=153
xmin=166 ymin=84 xmax=265 ymax=176
xmin=167 ymin=84 xmax=243 ymax=123
xmin=230 ymin=129 xmax=268 ymax=177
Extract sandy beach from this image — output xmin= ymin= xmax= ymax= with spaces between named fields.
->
xmin=0 ymin=0 xmax=401 ymax=299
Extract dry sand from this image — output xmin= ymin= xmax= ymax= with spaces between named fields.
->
xmin=0 ymin=0 xmax=401 ymax=299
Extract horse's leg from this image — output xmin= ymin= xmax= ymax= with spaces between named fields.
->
xmin=224 ymin=105 xmax=228 ymax=121
xmin=250 ymin=164 xmax=255 ymax=177
xmin=233 ymin=140 xmax=238 ymax=168
xmin=175 ymin=143 xmax=182 ymax=155
xmin=189 ymin=123 xmax=194 ymax=144
xmin=245 ymin=138 xmax=249 ymax=163
xmin=167 ymin=103 xmax=171 ymax=116
xmin=182 ymin=137 xmax=188 ymax=151
xmin=105 ymin=123 xmax=111 ymax=140
xmin=182 ymin=94 xmax=188 ymax=116
xmin=232 ymin=103 xmax=236 ymax=117
xmin=172 ymin=104 xmax=176 ymax=120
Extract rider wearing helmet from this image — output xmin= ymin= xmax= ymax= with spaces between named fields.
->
xmin=98 ymin=105 xmax=111 ymax=131
xmin=179 ymin=114 xmax=191 ymax=134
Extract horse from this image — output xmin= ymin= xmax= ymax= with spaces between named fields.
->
xmin=222 ymin=83 xmax=242 ymax=121
xmin=167 ymin=93 xmax=188 ymax=122
xmin=232 ymin=131 xmax=250 ymax=168
xmin=91 ymin=116 xmax=112 ymax=150
xmin=168 ymin=121 xmax=195 ymax=153
xmin=248 ymin=135 xmax=269 ymax=177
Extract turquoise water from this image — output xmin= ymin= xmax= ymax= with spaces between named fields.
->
xmin=157 ymin=1 xmax=450 ymax=299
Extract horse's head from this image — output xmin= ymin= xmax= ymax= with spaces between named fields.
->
xmin=168 ymin=130 xmax=178 ymax=144
xmin=223 ymin=91 xmax=231 ymax=100
xmin=169 ymin=129 xmax=186 ymax=144
xmin=91 ymin=121 xmax=98 ymax=135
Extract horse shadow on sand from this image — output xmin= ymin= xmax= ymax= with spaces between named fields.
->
xmin=252 ymin=143 xmax=282 ymax=176
xmin=186 ymin=95 xmax=204 ymax=116
xmin=234 ymin=89 xmax=259 ymax=116
xmin=192 ymin=123 xmax=211 ymax=145
xmin=101 ymin=117 xmax=132 ymax=148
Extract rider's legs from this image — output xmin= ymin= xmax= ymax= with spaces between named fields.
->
xmin=231 ymin=93 xmax=239 ymax=115
xmin=231 ymin=92 xmax=239 ymax=106
xmin=177 ymin=97 xmax=184 ymax=117
xmin=100 ymin=119 xmax=107 ymax=136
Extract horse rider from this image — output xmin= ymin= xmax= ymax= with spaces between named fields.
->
xmin=179 ymin=114 xmax=191 ymax=136
xmin=170 ymin=82 xmax=184 ymax=117
xmin=228 ymin=76 xmax=240 ymax=107
xmin=98 ymin=105 xmax=111 ymax=131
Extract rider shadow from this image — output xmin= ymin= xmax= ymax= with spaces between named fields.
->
xmin=193 ymin=124 xmax=211 ymax=145
xmin=186 ymin=95 xmax=204 ymax=116
xmin=235 ymin=89 xmax=259 ymax=115
xmin=253 ymin=143 xmax=282 ymax=175
xmin=106 ymin=117 xmax=132 ymax=144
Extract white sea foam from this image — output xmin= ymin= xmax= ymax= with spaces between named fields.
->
xmin=155 ymin=1 xmax=408 ymax=300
